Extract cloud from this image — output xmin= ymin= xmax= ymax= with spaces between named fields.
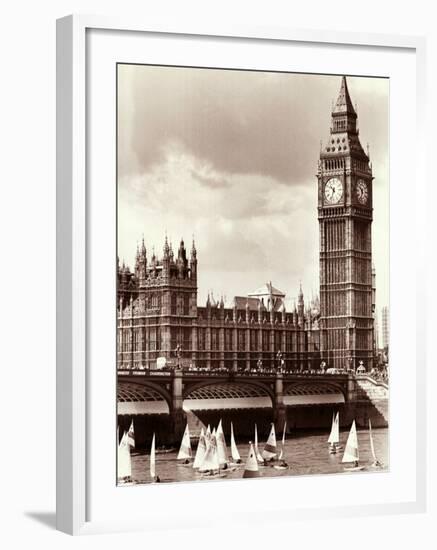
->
xmin=117 ymin=66 xmax=389 ymax=309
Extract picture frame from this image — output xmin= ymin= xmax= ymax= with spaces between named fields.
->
xmin=56 ymin=14 xmax=427 ymax=535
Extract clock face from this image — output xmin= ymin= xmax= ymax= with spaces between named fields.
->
xmin=324 ymin=178 xmax=343 ymax=204
xmin=356 ymin=179 xmax=369 ymax=204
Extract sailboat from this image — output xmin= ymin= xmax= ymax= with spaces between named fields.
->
xmin=177 ymin=423 xmax=192 ymax=464
xmin=262 ymin=423 xmax=277 ymax=462
xmin=243 ymin=442 xmax=260 ymax=478
xmin=150 ymin=433 xmax=160 ymax=482
xmin=328 ymin=412 xmax=342 ymax=454
xmin=342 ymin=420 xmax=364 ymax=471
xmin=193 ymin=427 xmax=207 ymax=469
xmin=274 ymin=421 xmax=289 ymax=469
xmin=230 ymin=422 xmax=242 ymax=465
xmin=254 ymin=424 xmax=264 ymax=464
xmin=127 ymin=419 xmax=135 ymax=448
xmin=369 ymin=419 xmax=383 ymax=468
xmin=199 ymin=432 xmax=225 ymax=478
xmin=216 ymin=420 xmax=229 ymax=470
xmin=117 ymin=431 xmax=132 ymax=484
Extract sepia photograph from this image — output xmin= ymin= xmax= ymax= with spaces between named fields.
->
xmin=116 ymin=64 xmax=389 ymax=485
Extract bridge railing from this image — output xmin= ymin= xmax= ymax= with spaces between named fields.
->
xmin=117 ymin=367 xmax=350 ymax=379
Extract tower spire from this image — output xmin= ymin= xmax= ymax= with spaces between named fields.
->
xmin=333 ymin=76 xmax=356 ymax=116
xmin=331 ymin=76 xmax=358 ymax=135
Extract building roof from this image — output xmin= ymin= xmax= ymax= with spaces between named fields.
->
xmin=233 ymin=296 xmax=263 ymax=311
xmin=248 ymin=281 xmax=285 ymax=299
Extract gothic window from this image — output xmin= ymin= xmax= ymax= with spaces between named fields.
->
xmin=171 ymin=293 xmax=177 ymax=315
xmin=250 ymin=330 xmax=258 ymax=351
xmin=262 ymin=331 xmax=270 ymax=351
xmin=198 ymin=328 xmax=206 ymax=350
xmin=211 ymin=328 xmax=219 ymax=350
xmin=286 ymin=331 xmax=293 ymax=352
xmin=183 ymin=327 xmax=192 ymax=350
xmin=275 ymin=331 xmax=282 ymax=352
xmin=183 ymin=294 xmax=190 ymax=316
xmin=225 ymin=329 xmax=233 ymax=351
xmin=238 ymin=330 xmax=246 ymax=351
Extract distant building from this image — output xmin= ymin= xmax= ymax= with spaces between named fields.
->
xmin=374 ymin=310 xmax=380 ymax=350
xmin=381 ymin=306 xmax=389 ymax=349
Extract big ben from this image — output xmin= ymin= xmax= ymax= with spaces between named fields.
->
xmin=318 ymin=76 xmax=374 ymax=371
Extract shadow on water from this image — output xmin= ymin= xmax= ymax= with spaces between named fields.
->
xmin=25 ymin=511 xmax=56 ymax=530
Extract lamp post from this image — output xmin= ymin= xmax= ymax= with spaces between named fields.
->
xmin=174 ymin=344 xmax=182 ymax=370
xmin=257 ymin=358 xmax=263 ymax=372
xmin=276 ymin=350 xmax=283 ymax=373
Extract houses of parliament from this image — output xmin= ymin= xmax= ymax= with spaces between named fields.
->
xmin=117 ymin=76 xmax=375 ymax=372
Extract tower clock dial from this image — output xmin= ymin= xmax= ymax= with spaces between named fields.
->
xmin=324 ymin=177 xmax=343 ymax=204
xmin=356 ymin=179 xmax=368 ymax=204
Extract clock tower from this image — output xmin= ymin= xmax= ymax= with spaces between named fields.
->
xmin=317 ymin=76 xmax=374 ymax=371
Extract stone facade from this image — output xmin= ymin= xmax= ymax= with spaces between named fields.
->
xmin=117 ymin=243 xmax=321 ymax=371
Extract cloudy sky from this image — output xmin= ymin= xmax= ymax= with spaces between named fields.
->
xmin=117 ymin=64 xmax=389 ymax=314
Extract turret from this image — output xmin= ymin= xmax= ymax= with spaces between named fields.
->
xmin=137 ymin=237 xmax=147 ymax=285
xmin=281 ymin=302 xmax=286 ymax=324
xmin=219 ymin=295 xmax=225 ymax=320
xmin=162 ymin=234 xmax=170 ymax=279
xmin=190 ymin=238 xmax=197 ymax=280
xmin=245 ymin=300 xmax=250 ymax=323
xmin=150 ymin=247 xmax=157 ymax=277
xmin=177 ymin=238 xmax=187 ymax=278
xmin=297 ymin=283 xmax=305 ymax=326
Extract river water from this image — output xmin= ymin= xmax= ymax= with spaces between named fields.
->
xmin=129 ymin=427 xmax=388 ymax=485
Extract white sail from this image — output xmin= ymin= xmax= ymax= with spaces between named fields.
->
xmin=117 ymin=431 xmax=132 ymax=480
xmin=177 ymin=423 xmax=192 ymax=460
xmin=199 ymin=433 xmax=220 ymax=472
xmin=262 ymin=423 xmax=277 ymax=460
xmin=230 ymin=422 xmax=241 ymax=462
xmin=216 ymin=420 xmax=229 ymax=467
xmin=328 ymin=412 xmax=340 ymax=445
xmin=193 ymin=428 xmax=206 ymax=468
xmin=127 ymin=420 xmax=135 ymax=448
xmin=254 ymin=424 xmax=264 ymax=463
xmin=150 ymin=433 xmax=156 ymax=479
xmin=327 ymin=412 xmax=335 ymax=444
xmin=368 ymin=419 xmax=377 ymax=461
xmin=278 ymin=420 xmax=287 ymax=460
xmin=243 ymin=442 xmax=260 ymax=478
xmin=342 ymin=420 xmax=359 ymax=463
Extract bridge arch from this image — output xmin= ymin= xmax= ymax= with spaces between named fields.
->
xmin=117 ymin=380 xmax=171 ymax=415
xmin=183 ymin=381 xmax=274 ymax=411
xmin=283 ymin=381 xmax=346 ymax=406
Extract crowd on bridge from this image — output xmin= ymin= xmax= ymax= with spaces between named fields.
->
xmin=119 ymin=361 xmax=389 ymax=381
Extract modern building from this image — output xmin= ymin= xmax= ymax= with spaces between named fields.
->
xmin=117 ymin=76 xmax=375 ymax=372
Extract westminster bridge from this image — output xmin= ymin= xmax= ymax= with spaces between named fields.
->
xmin=117 ymin=369 xmax=388 ymax=446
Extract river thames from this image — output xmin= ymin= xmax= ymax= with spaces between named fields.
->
xmin=128 ymin=427 xmax=388 ymax=485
